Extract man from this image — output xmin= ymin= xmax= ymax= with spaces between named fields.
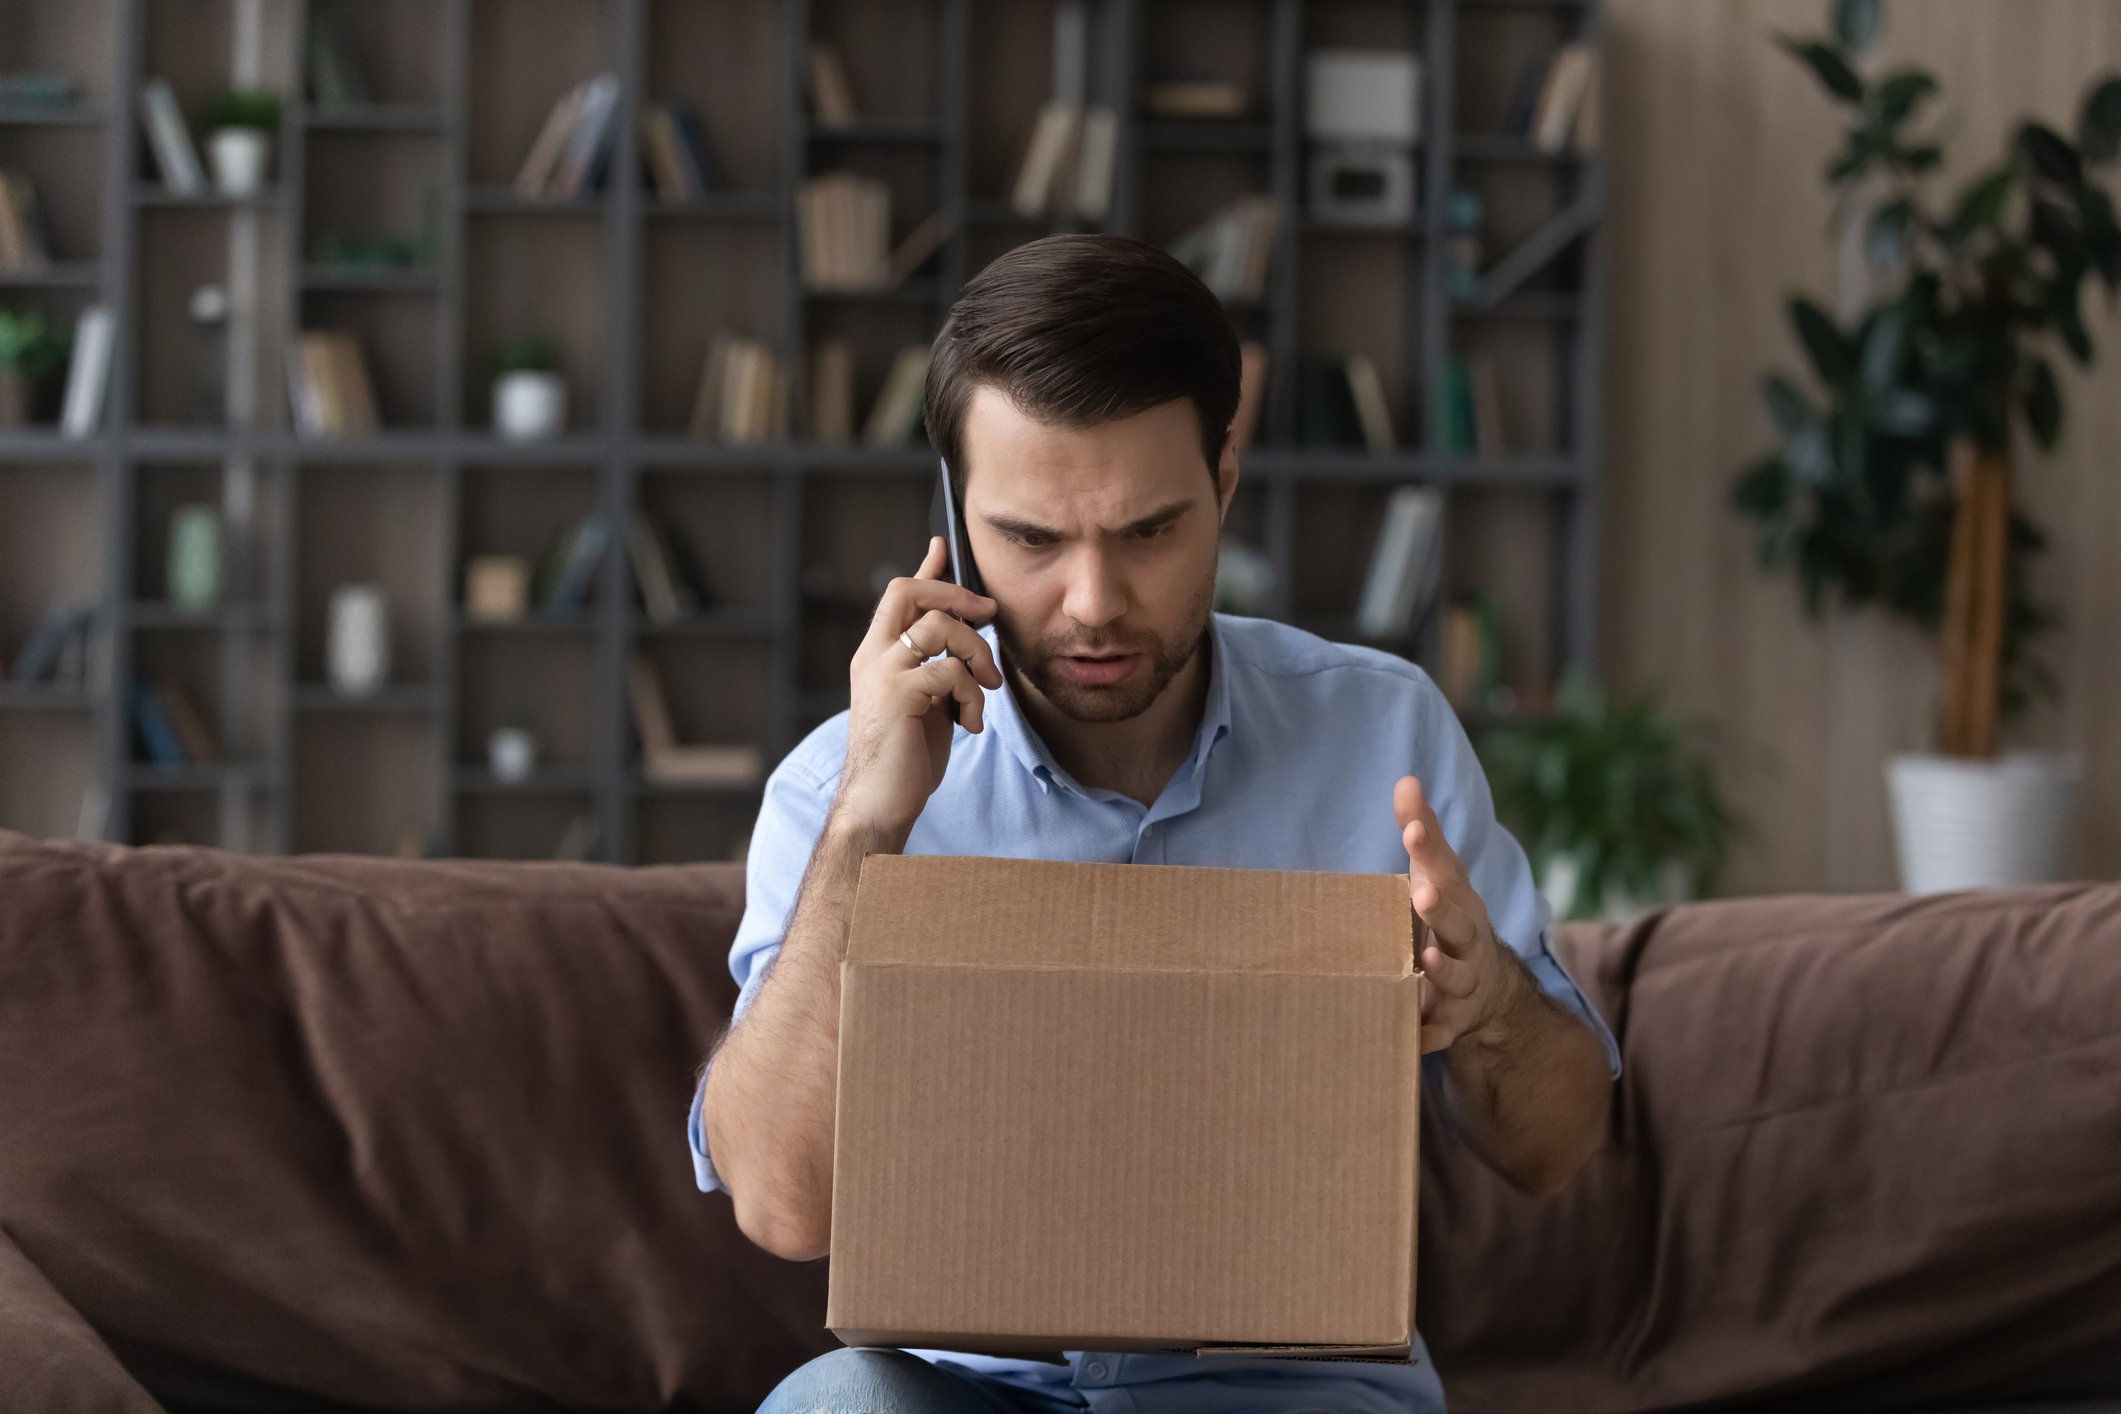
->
xmin=691 ymin=233 xmax=1619 ymax=1414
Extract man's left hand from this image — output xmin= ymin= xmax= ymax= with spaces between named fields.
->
xmin=1395 ymin=774 xmax=1529 ymax=1055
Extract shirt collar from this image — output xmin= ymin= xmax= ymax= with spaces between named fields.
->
xmin=980 ymin=614 xmax=1234 ymax=797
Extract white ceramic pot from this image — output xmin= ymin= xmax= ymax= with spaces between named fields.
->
xmin=208 ymin=128 xmax=271 ymax=197
xmin=1538 ymin=851 xmax=1689 ymax=926
xmin=488 ymin=726 xmax=538 ymax=783
xmin=1886 ymin=750 xmax=2081 ymax=894
xmin=326 ymin=584 xmax=391 ymax=698
xmin=493 ymin=370 xmax=567 ymax=441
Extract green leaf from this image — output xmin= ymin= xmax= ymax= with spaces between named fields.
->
xmin=1870 ymin=388 xmax=1936 ymax=436
xmin=1787 ymin=423 xmax=1833 ymax=484
xmin=2019 ymin=122 xmax=2084 ymax=185
xmin=1777 ymin=36 xmax=1866 ymax=103
xmin=1953 ymin=166 xmax=2016 ymax=234
xmin=1871 ymin=68 xmax=1937 ymax=126
xmin=2080 ymin=76 xmax=2121 ymax=164
xmin=2022 ymin=356 xmax=2062 ymax=449
xmin=1763 ymin=373 xmax=1812 ymax=434
xmin=1893 ymin=143 xmax=1944 ymax=173
xmin=1789 ymin=297 xmax=1856 ymax=386
xmin=1867 ymin=199 xmax=1913 ymax=267
xmin=1834 ymin=0 xmax=1882 ymax=52
xmin=2053 ymin=288 xmax=2094 ymax=363
xmin=1859 ymin=303 xmax=1907 ymax=391
xmin=1733 ymin=456 xmax=1790 ymax=517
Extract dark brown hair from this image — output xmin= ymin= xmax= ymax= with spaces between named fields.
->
xmin=925 ymin=233 xmax=1242 ymax=499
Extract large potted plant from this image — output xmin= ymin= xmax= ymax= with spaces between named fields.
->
xmin=1479 ymin=677 xmax=1739 ymax=924
xmin=1731 ymin=0 xmax=2121 ymax=893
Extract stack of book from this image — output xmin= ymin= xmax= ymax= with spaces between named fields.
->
xmin=514 ymin=73 xmax=623 ymax=200
xmin=629 ymin=656 xmax=766 ymax=788
xmin=0 ymin=172 xmax=52 ymax=272
xmin=529 ymin=513 xmax=615 ymax=615
xmin=627 ymin=511 xmax=712 ymax=624
xmin=689 ymin=333 xmax=789 ymax=443
xmin=862 ymin=345 xmax=931 ymax=447
xmin=1143 ymin=79 xmax=1249 ymax=118
xmin=129 ymin=678 xmax=220 ymax=769
xmin=806 ymin=338 xmax=857 ymax=444
xmin=798 ymin=173 xmax=954 ymax=291
xmin=1293 ymin=352 xmax=1399 ymax=454
xmin=288 ymin=330 xmax=380 ymax=437
xmin=1166 ymin=196 xmax=1279 ymax=301
xmin=639 ymin=98 xmax=724 ymax=200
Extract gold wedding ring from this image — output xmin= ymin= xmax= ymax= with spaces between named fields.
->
xmin=899 ymin=629 xmax=925 ymax=661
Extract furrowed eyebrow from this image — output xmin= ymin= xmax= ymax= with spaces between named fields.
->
xmin=983 ymin=499 xmax=1194 ymax=540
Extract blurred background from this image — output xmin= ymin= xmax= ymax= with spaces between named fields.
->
xmin=0 ymin=0 xmax=2115 ymax=912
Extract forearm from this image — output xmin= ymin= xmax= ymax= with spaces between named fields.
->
xmin=1437 ymin=948 xmax=1613 ymax=1196
xmin=703 ymin=809 xmax=905 ymax=1258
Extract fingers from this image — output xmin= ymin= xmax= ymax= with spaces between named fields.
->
xmin=867 ymin=541 xmax=994 ymax=655
xmin=914 ymin=534 xmax=948 ymax=581
xmin=1418 ymin=941 xmax=1476 ymax=997
xmin=902 ymin=608 xmax=1004 ymax=690
xmin=907 ymin=654 xmax=986 ymax=733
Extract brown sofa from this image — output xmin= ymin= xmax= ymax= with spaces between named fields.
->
xmin=1 ymin=828 xmax=2116 ymax=1413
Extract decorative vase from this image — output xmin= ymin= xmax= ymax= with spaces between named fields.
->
xmin=1886 ymin=750 xmax=2081 ymax=894
xmin=488 ymin=725 xmax=538 ymax=783
xmin=208 ymin=127 xmax=271 ymax=197
xmin=167 ymin=505 xmax=221 ymax=611
xmin=493 ymin=370 xmax=566 ymax=441
xmin=326 ymin=584 xmax=391 ymax=698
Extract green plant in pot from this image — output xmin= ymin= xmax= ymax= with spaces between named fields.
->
xmin=0 ymin=308 xmax=71 ymax=427
xmin=1479 ymin=677 xmax=1738 ymax=924
xmin=202 ymin=88 xmax=281 ymax=198
xmin=1731 ymin=0 xmax=2121 ymax=893
xmin=492 ymin=335 xmax=566 ymax=442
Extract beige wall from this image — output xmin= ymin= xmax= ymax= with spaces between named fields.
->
xmin=1603 ymin=0 xmax=2121 ymax=894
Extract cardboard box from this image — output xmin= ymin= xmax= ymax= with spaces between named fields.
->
xmin=828 ymin=854 xmax=1425 ymax=1359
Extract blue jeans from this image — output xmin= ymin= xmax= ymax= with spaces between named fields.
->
xmin=760 ymin=1349 xmax=1086 ymax=1414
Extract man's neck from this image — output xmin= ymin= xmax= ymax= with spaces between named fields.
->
xmin=1006 ymin=628 xmax=1212 ymax=808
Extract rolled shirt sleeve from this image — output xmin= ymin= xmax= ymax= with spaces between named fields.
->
xmin=689 ymin=755 xmax=838 ymax=1194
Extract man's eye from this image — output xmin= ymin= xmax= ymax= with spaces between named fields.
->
xmin=1136 ymin=524 xmax=1172 ymax=540
xmin=1010 ymin=533 xmax=1053 ymax=548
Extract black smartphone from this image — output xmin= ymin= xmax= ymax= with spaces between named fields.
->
xmin=931 ymin=456 xmax=988 ymax=600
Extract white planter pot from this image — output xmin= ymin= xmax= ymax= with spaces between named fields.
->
xmin=1539 ymin=852 xmax=1690 ymax=926
xmin=1886 ymin=750 xmax=2081 ymax=894
xmin=493 ymin=370 xmax=567 ymax=441
xmin=325 ymin=583 xmax=391 ymax=697
xmin=208 ymin=128 xmax=271 ymax=197
xmin=488 ymin=727 xmax=538 ymax=783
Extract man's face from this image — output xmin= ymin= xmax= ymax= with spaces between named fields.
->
xmin=959 ymin=387 xmax=1236 ymax=724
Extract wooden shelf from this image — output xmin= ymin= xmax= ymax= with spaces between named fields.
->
xmin=0 ymin=104 xmax=103 ymax=128
xmin=292 ymin=683 xmax=439 ymax=713
xmin=452 ymin=767 xmax=598 ymax=794
xmin=303 ymin=103 xmax=445 ymax=132
xmin=0 ymin=262 xmax=103 ymax=289
xmin=806 ymin=117 xmax=942 ymax=145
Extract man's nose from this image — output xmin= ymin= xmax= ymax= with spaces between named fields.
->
xmin=1060 ymin=547 xmax=1128 ymax=628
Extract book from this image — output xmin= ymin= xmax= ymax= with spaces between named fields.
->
xmin=1355 ymin=486 xmax=1445 ymax=642
xmin=1011 ymin=103 xmax=1081 ymax=216
xmin=886 ymin=207 xmax=954 ymax=286
xmin=140 ymin=79 xmax=205 ymax=194
xmin=862 ymin=345 xmax=931 ymax=446
xmin=666 ymin=100 xmax=724 ymax=194
xmin=1434 ymin=356 xmax=1476 ymax=456
xmin=628 ymin=514 xmax=685 ymax=622
xmin=1229 ymin=341 xmax=1267 ymax=456
xmin=1295 ymin=355 xmax=1362 ymax=448
xmin=551 ymin=72 xmax=622 ymax=197
xmin=628 ymin=655 xmax=680 ymax=756
xmin=514 ymin=80 xmax=586 ymax=198
xmin=290 ymin=330 xmax=378 ymax=437
xmin=155 ymin=677 xmax=220 ymax=763
xmin=688 ymin=334 xmax=734 ymax=439
xmin=1343 ymin=353 xmax=1396 ymax=454
xmin=543 ymin=514 xmax=613 ymax=613
xmin=1143 ymin=80 xmax=1249 ymax=118
xmin=808 ymin=338 xmax=856 ymax=444
xmin=645 ymin=743 xmax=766 ymax=787
xmin=0 ymin=172 xmax=52 ymax=272
xmin=129 ymin=682 xmax=187 ymax=769
xmin=1071 ymin=105 xmax=1119 ymax=219
xmin=640 ymin=105 xmax=692 ymax=200
xmin=306 ymin=12 xmax=372 ymax=107
xmin=8 ymin=600 xmax=91 ymax=683
xmin=1467 ymin=354 xmax=1507 ymax=456
xmin=1532 ymin=44 xmax=1597 ymax=153
xmin=808 ymin=44 xmax=859 ymax=127
xmin=1167 ymin=196 xmax=1279 ymax=300
xmin=800 ymin=171 xmax=890 ymax=288
xmin=59 ymin=305 xmax=113 ymax=438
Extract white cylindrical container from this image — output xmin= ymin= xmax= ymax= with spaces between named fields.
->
xmin=493 ymin=371 xmax=567 ymax=441
xmin=208 ymin=128 xmax=271 ymax=197
xmin=326 ymin=584 xmax=391 ymax=698
xmin=1886 ymin=750 xmax=2082 ymax=894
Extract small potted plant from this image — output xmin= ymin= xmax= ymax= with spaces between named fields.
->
xmin=0 ymin=309 xmax=69 ymax=426
xmin=202 ymin=88 xmax=281 ymax=197
xmin=492 ymin=334 xmax=567 ymax=441
xmin=1479 ymin=676 xmax=1740 ymax=924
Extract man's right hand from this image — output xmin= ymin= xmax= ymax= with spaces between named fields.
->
xmin=834 ymin=535 xmax=1003 ymax=841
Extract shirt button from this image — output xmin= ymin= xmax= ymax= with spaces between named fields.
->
xmin=1084 ymin=1360 xmax=1108 ymax=1380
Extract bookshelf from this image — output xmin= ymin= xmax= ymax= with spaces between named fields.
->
xmin=0 ymin=0 xmax=1606 ymax=863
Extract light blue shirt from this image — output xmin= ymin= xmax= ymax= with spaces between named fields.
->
xmin=690 ymin=612 xmax=1621 ymax=1414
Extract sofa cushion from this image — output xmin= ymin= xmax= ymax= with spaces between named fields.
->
xmin=0 ymin=831 xmax=833 ymax=1412
xmin=1420 ymin=883 xmax=2121 ymax=1413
